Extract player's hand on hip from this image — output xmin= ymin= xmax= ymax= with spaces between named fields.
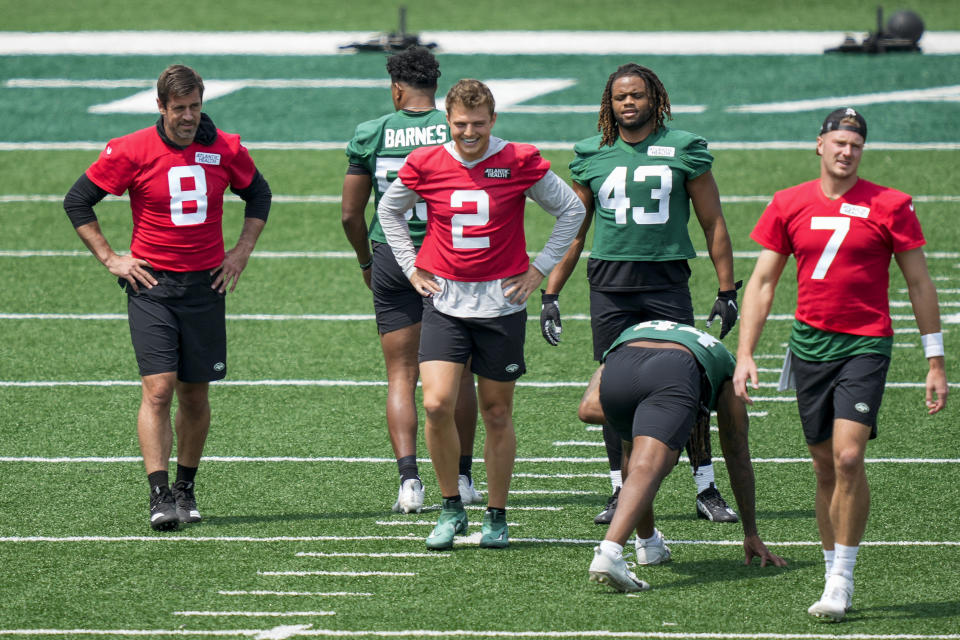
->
xmin=743 ymin=534 xmax=787 ymax=568
xmin=106 ymin=254 xmax=157 ymax=293
xmin=706 ymin=281 xmax=742 ymax=339
xmin=539 ymin=290 xmax=561 ymax=346
xmin=732 ymin=358 xmax=757 ymax=405
xmin=212 ymin=247 xmax=252 ymax=294
xmin=502 ymin=267 xmax=544 ymax=305
xmin=410 ymin=268 xmax=441 ymax=298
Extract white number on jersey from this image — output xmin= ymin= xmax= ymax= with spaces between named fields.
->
xmin=598 ymin=165 xmax=672 ymax=225
xmin=809 ymin=216 xmax=850 ymax=280
xmin=168 ymin=165 xmax=208 ymax=226
xmin=450 ymin=190 xmax=490 ymax=249
xmin=635 ymin=319 xmax=719 ymax=348
xmin=375 ymin=156 xmax=427 ymax=222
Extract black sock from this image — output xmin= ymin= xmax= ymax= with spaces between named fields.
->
xmin=442 ymin=495 xmax=463 ymax=505
xmin=486 ymin=506 xmax=506 ymax=519
xmin=148 ymin=470 xmax=169 ymax=494
xmin=397 ymin=455 xmax=419 ymax=483
xmin=458 ymin=455 xmax=473 ymax=480
xmin=175 ymin=464 xmax=198 ymax=485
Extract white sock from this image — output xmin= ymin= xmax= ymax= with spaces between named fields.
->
xmin=610 ymin=470 xmax=622 ymax=492
xmin=832 ymin=543 xmax=859 ymax=580
xmin=599 ymin=540 xmax=623 ymax=557
xmin=692 ymin=463 xmax=715 ymax=494
xmin=639 ymin=529 xmax=661 ymax=546
xmin=822 ymin=548 xmax=835 ymax=581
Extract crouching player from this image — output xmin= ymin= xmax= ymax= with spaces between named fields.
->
xmin=581 ymin=320 xmax=786 ymax=591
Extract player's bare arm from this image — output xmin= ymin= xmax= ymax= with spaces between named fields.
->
xmin=341 ymin=173 xmax=374 ymax=290
xmin=733 ymin=249 xmax=790 ymax=403
xmin=213 ymin=217 xmax=265 ymax=294
xmin=544 ymin=181 xmax=595 ymax=295
xmin=895 ymin=247 xmax=948 ymax=414
xmin=502 ymin=265 xmax=546 ymax=305
xmin=689 ymin=170 xmax=735 ymax=292
xmin=75 ymin=220 xmax=157 ymax=292
xmin=577 ymin=365 xmax=605 ymax=425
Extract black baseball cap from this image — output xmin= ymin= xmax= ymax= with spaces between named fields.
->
xmin=819 ymin=108 xmax=867 ymax=140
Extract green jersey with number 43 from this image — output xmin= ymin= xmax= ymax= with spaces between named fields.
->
xmin=603 ymin=320 xmax=735 ymax=410
xmin=570 ymin=127 xmax=713 ymax=261
xmin=346 ymin=109 xmax=449 ymax=246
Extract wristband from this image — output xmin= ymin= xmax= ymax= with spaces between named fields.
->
xmin=359 ymin=258 xmax=373 ymax=270
xmin=921 ymin=332 xmax=944 ymax=358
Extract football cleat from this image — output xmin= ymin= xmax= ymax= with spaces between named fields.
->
xmin=149 ymin=486 xmax=179 ymax=531
xmin=696 ymin=484 xmax=739 ymax=522
xmin=458 ymin=474 xmax=483 ymax=505
xmin=808 ymin=574 xmax=854 ymax=622
xmin=588 ymin=545 xmax=650 ymax=593
xmin=594 ymin=487 xmax=620 ymax=525
xmin=426 ymin=499 xmax=467 ymax=550
xmin=392 ymin=478 xmax=425 ymax=514
xmin=634 ymin=528 xmax=671 ymax=565
xmin=171 ymin=480 xmax=202 ymax=523
xmin=478 ymin=510 xmax=509 ymax=549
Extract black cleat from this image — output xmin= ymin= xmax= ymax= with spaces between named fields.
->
xmin=696 ymin=483 xmax=739 ymax=522
xmin=149 ymin=486 xmax=179 ymax=531
xmin=171 ymin=480 xmax=202 ymax=523
xmin=594 ymin=487 xmax=620 ymax=525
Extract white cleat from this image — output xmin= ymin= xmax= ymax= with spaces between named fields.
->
xmin=635 ymin=528 xmax=671 ymax=566
xmin=588 ymin=546 xmax=651 ymax=593
xmin=458 ymin=474 xmax=483 ymax=505
xmin=808 ymin=574 xmax=854 ymax=622
xmin=392 ymin=478 xmax=424 ymax=514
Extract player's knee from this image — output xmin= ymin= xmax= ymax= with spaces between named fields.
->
xmin=422 ymin=396 xmax=455 ymax=424
xmin=480 ymin=403 xmax=512 ymax=431
xmin=833 ymin=447 xmax=865 ymax=478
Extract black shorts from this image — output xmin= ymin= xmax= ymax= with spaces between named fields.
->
xmin=599 ymin=346 xmax=701 ymax=450
xmin=589 ymin=287 xmax=694 ymax=360
xmin=792 ymin=352 xmax=890 ymax=445
xmin=371 ymin=241 xmax=424 ymax=335
xmin=123 ymin=269 xmax=226 ymax=382
xmin=419 ymin=301 xmax=526 ymax=382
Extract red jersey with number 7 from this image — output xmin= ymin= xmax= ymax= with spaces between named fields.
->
xmin=750 ymin=178 xmax=925 ymax=336
xmin=85 ymin=125 xmax=257 ymax=272
xmin=397 ymin=142 xmax=550 ymax=282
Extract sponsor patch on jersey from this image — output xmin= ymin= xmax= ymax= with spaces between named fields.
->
xmin=840 ymin=203 xmax=870 ymax=218
xmin=484 ymin=168 xmax=511 ymax=179
xmin=195 ymin=152 xmax=221 ymax=166
xmin=647 ymin=145 xmax=676 ymax=158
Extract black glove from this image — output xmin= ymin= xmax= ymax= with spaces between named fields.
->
xmin=540 ymin=290 xmax=562 ymax=346
xmin=706 ymin=280 xmax=743 ymax=339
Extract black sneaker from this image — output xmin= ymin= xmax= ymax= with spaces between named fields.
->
xmin=696 ymin=483 xmax=738 ymax=522
xmin=149 ymin=486 xmax=179 ymax=531
xmin=171 ymin=480 xmax=202 ymax=523
xmin=594 ymin=487 xmax=620 ymax=525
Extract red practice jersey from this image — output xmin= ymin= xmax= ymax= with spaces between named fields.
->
xmin=86 ymin=126 xmax=258 ymax=272
xmin=751 ymin=178 xmax=925 ymax=336
xmin=398 ymin=142 xmax=550 ymax=282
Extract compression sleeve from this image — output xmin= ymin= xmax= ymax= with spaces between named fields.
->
xmin=63 ymin=174 xmax=109 ymax=228
xmin=526 ymin=171 xmax=587 ymax=276
xmin=377 ymin=178 xmax=420 ymax=277
xmin=230 ymin=170 xmax=272 ymax=221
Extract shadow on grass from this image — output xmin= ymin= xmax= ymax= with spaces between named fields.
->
xmin=857 ymin=599 xmax=960 ymax=621
xmin=649 ymin=557 xmax=799 ymax=590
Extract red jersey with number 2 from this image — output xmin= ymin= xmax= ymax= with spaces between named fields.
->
xmin=750 ymin=178 xmax=925 ymax=337
xmin=398 ymin=142 xmax=550 ymax=282
xmin=86 ymin=126 xmax=257 ymax=272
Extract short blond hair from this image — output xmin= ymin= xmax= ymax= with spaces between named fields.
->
xmin=445 ymin=78 xmax=495 ymax=116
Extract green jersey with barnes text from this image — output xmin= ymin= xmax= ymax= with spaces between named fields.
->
xmin=570 ymin=127 xmax=713 ymax=261
xmin=345 ymin=108 xmax=449 ymax=246
xmin=603 ymin=320 xmax=735 ymax=410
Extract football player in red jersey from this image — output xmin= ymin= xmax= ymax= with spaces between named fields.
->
xmin=378 ymin=79 xmax=585 ymax=550
xmin=63 ymin=65 xmax=271 ymax=531
xmin=733 ymin=108 xmax=947 ymax=621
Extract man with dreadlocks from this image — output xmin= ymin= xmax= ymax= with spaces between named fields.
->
xmin=342 ymin=46 xmax=480 ymax=515
xmin=543 ymin=63 xmax=739 ymax=526
xmin=581 ymin=320 xmax=786 ymax=593
xmin=734 ymin=108 xmax=946 ymax=621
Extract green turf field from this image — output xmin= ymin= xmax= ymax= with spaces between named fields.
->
xmin=2 ymin=3 xmax=959 ymax=638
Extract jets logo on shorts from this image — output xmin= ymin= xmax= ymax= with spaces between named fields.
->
xmin=505 ymin=363 xmax=520 ymax=373
xmin=854 ymin=402 xmax=870 ymax=413
xmin=213 ymin=362 xmax=225 ymax=372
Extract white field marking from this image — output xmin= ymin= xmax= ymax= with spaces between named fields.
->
xmin=553 ymin=441 xmax=604 ymax=447
xmin=514 ymin=472 xmax=607 ymax=479
xmin=728 ymin=84 xmax=960 ymax=114
xmin=257 ymin=570 xmax=414 ymax=577
xmin=374 ymin=520 xmax=520 ymax=527
xmin=296 ymin=552 xmax=446 ymax=558
xmin=4 ymin=30 xmax=960 ymax=55
xmin=173 ymin=611 xmax=334 ymax=617
xmin=708 ymin=411 xmax=769 ymax=418
xmin=1 ymin=632 xmax=959 ymax=640
xmin=464 ymin=505 xmax=558 ymax=511
xmin=218 ymin=590 xmax=372 ymax=597
xmin=508 ymin=490 xmax=598 ymax=495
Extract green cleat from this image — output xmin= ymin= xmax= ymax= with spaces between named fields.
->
xmin=426 ymin=499 xmax=467 ymax=550
xmin=479 ymin=509 xmax=509 ymax=549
